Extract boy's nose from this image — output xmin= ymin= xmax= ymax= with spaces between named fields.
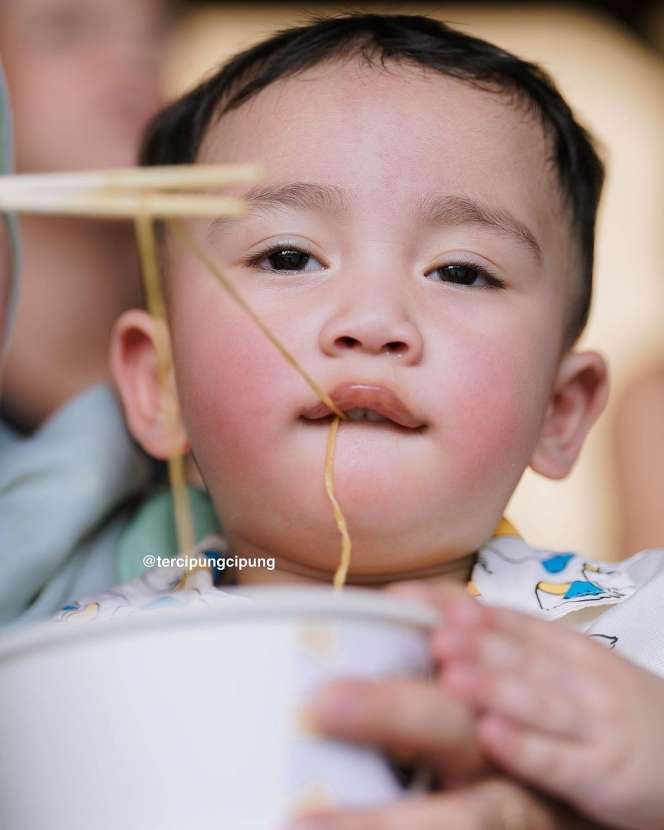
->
xmin=319 ymin=307 xmax=423 ymax=364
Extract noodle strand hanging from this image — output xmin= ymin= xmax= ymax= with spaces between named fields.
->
xmin=325 ymin=417 xmax=352 ymax=590
xmin=134 ymin=212 xmax=196 ymax=558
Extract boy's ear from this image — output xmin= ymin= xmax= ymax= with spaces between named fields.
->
xmin=529 ymin=350 xmax=609 ymax=480
xmin=110 ymin=309 xmax=189 ymax=459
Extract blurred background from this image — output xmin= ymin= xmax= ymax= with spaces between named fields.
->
xmin=3 ymin=0 xmax=663 ymax=562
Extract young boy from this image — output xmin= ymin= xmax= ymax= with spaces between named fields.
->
xmin=56 ymin=13 xmax=664 ymax=828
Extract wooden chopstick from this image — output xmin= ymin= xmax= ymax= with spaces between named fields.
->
xmin=0 ymin=191 xmax=248 ymax=219
xmin=0 ymin=163 xmax=262 ymax=194
xmin=0 ymin=163 xmax=263 ymax=218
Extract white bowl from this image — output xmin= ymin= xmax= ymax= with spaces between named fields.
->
xmin=0 ymin=586 xmax=438 ymax=830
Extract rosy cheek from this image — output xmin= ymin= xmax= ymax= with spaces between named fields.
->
xmin=173 ymin=308 xmax=291 ymax=477
xmin=442 ymin=335 xmax=549 ymax=489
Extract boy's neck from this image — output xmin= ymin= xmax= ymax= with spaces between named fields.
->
xmin=233 ymin=551 xmax=477 ymax=589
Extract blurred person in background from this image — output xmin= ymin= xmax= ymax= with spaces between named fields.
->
xmin=0 ymin=62 xmax=19 ymax=386
xmin=0 ymin=0 xmax=170 ymax=429
xmin=0 ymin=0 xmax=173 ymax=624
xmin=614 ymin=367 xmax=664 ymax=555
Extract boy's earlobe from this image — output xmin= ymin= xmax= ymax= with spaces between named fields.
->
xmin=110 ymin=310 xmax=189 ymax=459
xmin=529 ymin=351 xmax=609 ymax=480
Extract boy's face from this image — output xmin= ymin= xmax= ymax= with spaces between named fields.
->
xmin=123 ymin=61 xmax=607 ymax=576
xmin=0 ymin=0 xmax=168 ymax=171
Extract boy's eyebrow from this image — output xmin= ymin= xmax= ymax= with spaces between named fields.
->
xmin=208 ymin=182 xmax=349 ymax=237
xmin=208 ymin=182 xmax=541 ymax=262
xmin=416 ymin=194 xmax=542 ymax=263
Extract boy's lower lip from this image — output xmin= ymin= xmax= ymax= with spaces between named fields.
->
xmin=301 ymin=383 xmax=426 ymax=429
xmin=298 ymin=414 xmax=425 ymax=434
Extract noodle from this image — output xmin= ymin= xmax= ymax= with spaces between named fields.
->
xmin=325 ymin=417 xmax=352 ymax=590
xmin=134 ymin=212 xmax=196 ymax=559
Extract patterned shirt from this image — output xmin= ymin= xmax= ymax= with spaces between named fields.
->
xmin=55 ymin=529 xmax=664 ymax=677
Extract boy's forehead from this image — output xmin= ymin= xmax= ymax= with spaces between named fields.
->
xmin=201 ymin=60 xmax=568 ymax=261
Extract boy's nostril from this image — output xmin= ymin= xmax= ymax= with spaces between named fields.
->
xmin=335 ymin=335 xmax=360 ymax=349
xmin=332 ymin=336 xmax=410 ymax=354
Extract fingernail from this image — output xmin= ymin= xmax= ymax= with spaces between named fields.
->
xmin=308 ymin=681 xmax=370 ymax=728
xmin=296 ymin=704 xmax=322 ymax=736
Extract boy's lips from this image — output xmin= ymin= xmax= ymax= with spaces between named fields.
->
xmin=301 ymin=383 xmax=426 ymax=429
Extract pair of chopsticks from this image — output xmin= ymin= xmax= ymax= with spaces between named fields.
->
xmin=0 ymin=163 xmax=262 ymax=218
xmin=0 ymin=162 xmax=263 ymax=558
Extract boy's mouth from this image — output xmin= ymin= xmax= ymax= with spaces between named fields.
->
xmin=300 ymin=383 xmax=427 ymax=431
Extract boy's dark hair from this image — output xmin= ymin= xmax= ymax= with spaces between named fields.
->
xmin=141 ymin=13 xmax=604 ymax=345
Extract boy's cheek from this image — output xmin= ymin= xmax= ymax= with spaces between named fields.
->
xmin=174 ymin=312 xmax=295 ymax=455
xmin=441 ymin=338 xmax=554 ymax=487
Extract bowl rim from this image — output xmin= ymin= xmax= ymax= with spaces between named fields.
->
xmin=0 ymin=585 xmax=440 ymax=666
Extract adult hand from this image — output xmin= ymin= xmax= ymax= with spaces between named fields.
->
xmin=285 ymin=582 xmax=605 ymax=830
xmin=287 ymin=771 xmax=594 ymax=829
xmin=433 ymin=583 xmax=664 ymax=830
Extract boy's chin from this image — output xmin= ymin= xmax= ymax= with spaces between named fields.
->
xmin=326 ymin=485 xmax=440 ymax=538
xmin=298 ymin=535 xmax=462 ymax=584
xmin=295 ymin=513 xmax=459 ymax=578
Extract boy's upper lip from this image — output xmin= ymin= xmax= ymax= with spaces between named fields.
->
xmin=301 ymin=383 xmax=426 ymax=429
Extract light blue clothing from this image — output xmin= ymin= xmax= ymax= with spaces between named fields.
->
xmin=0 ymin=384 xmax=151 ymax=625
xmin=115 ymin=484 xmax=221 ymax=582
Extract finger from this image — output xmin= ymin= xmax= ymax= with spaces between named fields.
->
xmin=284 ymin=793 xmax=498 ymax=830
xmin=285 ymin=777 xmax=565 ymax=830
xmin=441 ymin=636 xmax=591 ymax=740
xmin=476 ymin=605 xmax=609 ymax=671
xmin=434 ymin=609 xmax=610 ymax=739
xmin=477 ymin=714 xmax=587 ymax=803
xmin=431 ymin=606 xmax=573 ymax=666
xmin=387 ymin=580 xmax=485 ymax=626
xmin=304 ymin=677 xmax=488 ymax=781
xmin=433 ymin=594 xmax=613 ymax=679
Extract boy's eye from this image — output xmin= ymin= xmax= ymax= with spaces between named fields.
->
xmin=427 ymin=263 xmax=504 ymax=289
xmin=246 ymin=246 xmax=324 ymax=274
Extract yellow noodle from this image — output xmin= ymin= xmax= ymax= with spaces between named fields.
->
xmin=134 ymin=212 xmax=196 ymax=559
xmin=325 ymin=417 xmax=352 ymax=590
